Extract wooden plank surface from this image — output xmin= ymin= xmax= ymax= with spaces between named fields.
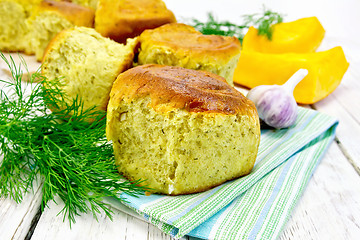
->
xmin=0 ymin=182 xmax=42 ymax=240
xmin=30 ymin=197 xmax=191 ymax=240
xmin=314 ymin=37 xmax=360 ymax=172
xmin=279 ymin=142 xmax=360 ymax=240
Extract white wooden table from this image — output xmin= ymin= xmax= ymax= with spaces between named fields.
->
xmin=1 ymin=0 xmax=360 ymax=239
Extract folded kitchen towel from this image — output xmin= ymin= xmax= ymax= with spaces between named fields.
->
xmin=114 ymin=107 xmax=338 ymax=239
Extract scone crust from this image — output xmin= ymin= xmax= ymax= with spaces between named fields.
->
xmin=139 ymin=23 xmax=241 ymax=61
xmin=95 ymin=0 xmax=176 ymax=43
xmin=35 ymin=0 xmax=95 ymax=27
xmin=110 ymin=64 xmax=257 ymax=115
xmin=137 ymin=23 xmax=241 ymax=85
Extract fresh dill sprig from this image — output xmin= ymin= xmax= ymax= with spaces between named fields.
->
xmin=191 ymin=13 xmax=248 ymax=42
xmin=0 ymin=53 xmax=147 ymax=225
xmin=243 ymin=8 xmax=283 ymax=40
xmin=190 ymin=8 xmax=283 ymax=43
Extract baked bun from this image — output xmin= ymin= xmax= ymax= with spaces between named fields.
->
xmin=106 ymin=64 xmax=260 ymax=195
xmin=28 ymin=0 xmax=95 ymax=61
xmin=137 ymin=23 xmax=241 ymax=86
xmin=0 ymin=0 xmax=39 ymax=53
xmin=0 ymin=0 xmax=95 ymax=60
xmin=95 ymin=0 xmax=176 ymax=43
xmin=42 ymin=27 xmax=137 ymax=115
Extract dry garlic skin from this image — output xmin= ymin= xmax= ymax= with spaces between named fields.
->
xmin=246 ymin=69 xmax=308 ymax=129
xmin=106 ymin=64 xmax=261 ymax=195
xmin=247 ymin=85 xmax=298 ymax=129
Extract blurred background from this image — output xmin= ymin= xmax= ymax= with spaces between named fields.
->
xmin=165 ymin=0 xmax=360 ymax=41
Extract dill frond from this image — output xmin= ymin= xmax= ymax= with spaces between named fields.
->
xmin=0 ymin=53 xmax=147 ymax=225
xmin=190 ymin=8 xmax=283 ymax=43
xmin=243 ymin=7 xmax=283 ymax=40
xmin=191 ymin=13 xmax=248 ymax=42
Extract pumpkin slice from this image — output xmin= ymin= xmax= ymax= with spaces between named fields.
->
xmin=233 ymin=46 xmax=349 ymax=104
xmin=242 ymin=17 xmax=325 ymax=53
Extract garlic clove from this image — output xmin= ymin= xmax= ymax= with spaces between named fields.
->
xmin=246 ymin=69 xmax=308 ymax=129
xmin=255 ymin=86 xmax=298 ymax=128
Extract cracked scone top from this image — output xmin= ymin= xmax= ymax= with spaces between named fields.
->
xmin=106 ymin=64 xmax=261 ymax=195
xmin=137 ymin=23 xmax=241 ymax=86
xmin=95 ymin=0 xmax=176 ymax=43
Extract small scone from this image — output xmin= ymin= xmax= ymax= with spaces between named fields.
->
xmin=0 ymin=0 xmax=39 ymax=53
xmin=42 ymin=27 xmax=138 ymax=114
xmin=28 ymin=0 xmax=95 ymax=61
xmin=137 ymin=23 xmax=241 ymax=86
xmin=106 ymin=64 xmax=260 ymax=195
xmin=95 ymin=0 xmax=176 ymax=43
xmin=0 ymin=0 xmax=94 ymax=60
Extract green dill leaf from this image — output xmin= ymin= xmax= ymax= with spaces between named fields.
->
xmin=190 ymin=8 xmax=283 ymax=43
xmin=190 ymin=13 xmax=248 ymax=42
xmin=0 ymin=53 xmax=148 ymax=225
xmin=243 ymin=7 xmax=283 ymax=40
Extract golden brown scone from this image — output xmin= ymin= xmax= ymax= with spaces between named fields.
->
xmin=34 ymin=0 xmax=95 ymax=27
xmin=0 ymin=0 xmax=95 ymax=59
xmin=28 ymin=0 xmax=95 ymax=61
xmin=95 ymin=0 xmax=176 ymax=43
xmin=42 ymin=27 xmax=138 ymax=116
xmin=106 ymin=64 xmax=260 ymax=195
xmin=137 ymin=23 xmax=241 ymax=86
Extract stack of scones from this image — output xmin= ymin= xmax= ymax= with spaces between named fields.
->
xmin=1 ymin=0 xmax=261 ymax=195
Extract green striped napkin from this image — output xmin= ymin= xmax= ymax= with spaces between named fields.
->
xmin=115 ymin=107 xmax=338 ymax=239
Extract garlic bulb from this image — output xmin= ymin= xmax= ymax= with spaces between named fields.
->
xmin=246 ymin=69 xmax=308 ymax=129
